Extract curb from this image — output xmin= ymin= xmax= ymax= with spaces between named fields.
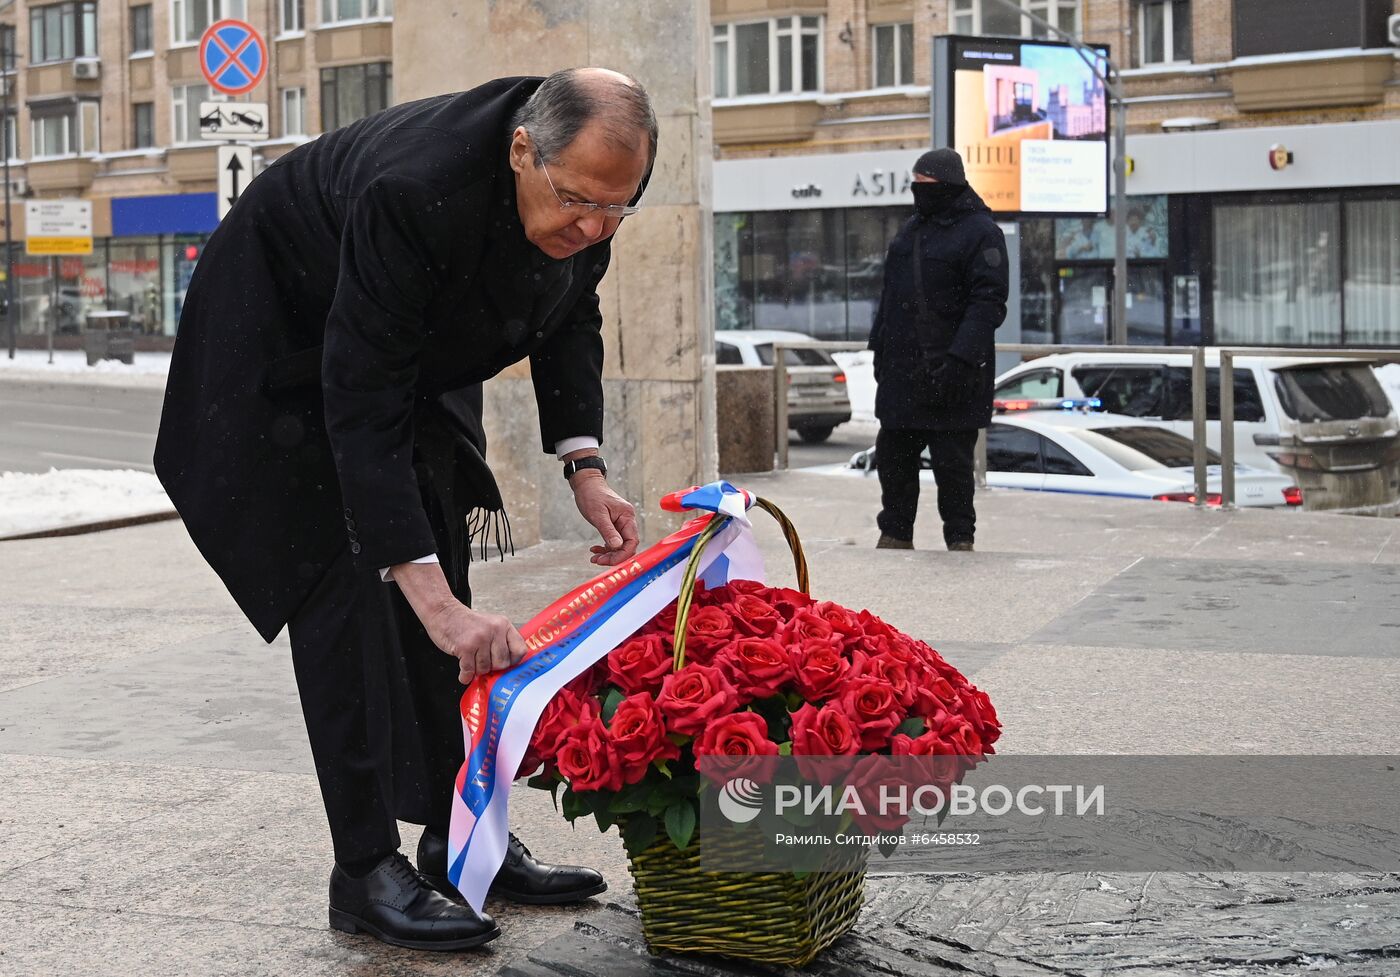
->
xmin=0 ymin=509 xmax=179 ymax=541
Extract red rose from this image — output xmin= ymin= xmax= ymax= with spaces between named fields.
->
xmin=694 ymin=711 xmax=780 ymax=781
xmin=725 ymin=594 xmax=783 ymax=638
xmin=811 ymin=601 xmax=863 ymax=642
xmin=891 ymin=730 xmax=958 ymax=756
xmin=964 ymin=687 xmax=1001 ymax=749
xmin=646 ymin=602 xmax=680 ymax=639
xmin=656 ymin=662 xmax=740 ymax=736
xmin=789 ymin=702 xmax=859 ymax=757
xmin=767 ymin=586 xmax=815 ymax=617
xmin=608 ymin=633 xmax=674 ymax=696
xmin=910 ymin=672 xmax=963 ymax=719
xmin=609 ymin=692 xmax=679 ymax=784
xmin=681 ymin=604 xmax=735 ymax=665
xmin=529 ymin=687 xmax=601 ymax=762
xmin=791 ymin=641 xmax=855 ymax=702
xmin=846 ymin=754 xmax=913 ymax=833
xmin=555 ymin=718 xmax=624 ymax=793
xmin=836 ymin=678 xmax=903 ymax=751
xmin=785 ymin=609 xmax=836 ymax=644
xmin=862 ymin=653 xmax=918 ymax=708
xmin=715 ymin=637 xmax=794 ymax=701
xmin=703 ymin=579 xmax=767 ymax=606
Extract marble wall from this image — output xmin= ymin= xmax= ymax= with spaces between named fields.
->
xmin=395 ymin=0 xmax=717 ymax=548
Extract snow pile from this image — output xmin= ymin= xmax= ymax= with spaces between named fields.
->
xmin=0 ymin=349 xmax=170 ymax=388
xmin=0 ymin=468 xmax=173 ymax=538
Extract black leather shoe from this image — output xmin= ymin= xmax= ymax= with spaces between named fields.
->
xmin=329 ymin=852 xmax=499 ymax=951
xmin=418 ymin=830 xmax=608 ymax=906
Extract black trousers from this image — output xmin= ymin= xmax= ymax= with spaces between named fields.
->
xmin=286 ymin=445 xmax=472 ymax=866
xmin=876 ymin=426 xmax=979 ymax=546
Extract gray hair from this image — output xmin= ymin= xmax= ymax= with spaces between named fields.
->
xmin=512 ymin=67 xmax=658 ymax=170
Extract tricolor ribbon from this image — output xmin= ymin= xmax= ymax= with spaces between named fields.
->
xmin=446 ymin=481 xmax=765 ymax=911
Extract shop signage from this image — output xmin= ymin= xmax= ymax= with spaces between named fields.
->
xmin=791 ymin=183 xmax=822 ymax=199
xmin=933 ymin=35 xmax=1110 ymax=217
xmin=1268 ymin=144 xmax=1294 ymax=170
xmin=25 ymin=199 xmax=93 ymax=256
xmin=715 ymin=149 xmax=921 ymax=213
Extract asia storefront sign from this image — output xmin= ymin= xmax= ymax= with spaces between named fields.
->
xmin=933 ymin=36 xmax=1109 ymax=217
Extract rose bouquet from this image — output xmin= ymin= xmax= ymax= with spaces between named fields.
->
xmin=521 ymin=577 xmax=1001 ymax=856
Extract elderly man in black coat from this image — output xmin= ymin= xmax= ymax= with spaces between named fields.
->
xmin=868 ymin=148 xmax=1009 ymax=552
xmin=154 ymin=68 xmax=655 ymax=951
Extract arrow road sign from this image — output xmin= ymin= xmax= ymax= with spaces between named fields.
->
xmin=218 ymin=144 xmax=254 ymax=220
xmin=200 ymin=100 xmax=268 ymax=141
xmin=199 ymin=20 xmax=267 ymax=96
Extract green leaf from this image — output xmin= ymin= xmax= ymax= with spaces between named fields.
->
xmin=560 ymin=787 xmax=585 ymax=822
xmin=664 ymin=800 xmax=697 ymax=850
xmin=601 ymin=688 xmax=624 ymax=722
xmin=607 ymin=780 xmax=654 ymax=815
xmin=654 ymin=760 xmax=673 ymax=779
xmin=594 ymin=808 xmax=615 ymax=833
xmin=896 ymin=717 xmax=927 ymax=738
xmin=778 ymin=741 xmax=793 ymax=756
xmin=781 ymin=805 xmax=818 ymax=828
xmin=666 ymin=733 xmax=690 ymax=746
xmin=623 ymin=814 xmax=659 ymax=857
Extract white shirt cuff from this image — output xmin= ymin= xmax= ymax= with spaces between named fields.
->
xmin=380 ymin=552 xmax=439 ymax=583
xmin=555 ymin=436 xmax=600 ymax=461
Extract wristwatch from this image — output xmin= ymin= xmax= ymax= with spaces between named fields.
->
xmin=563 ymin=456 xmax=607 ymax=481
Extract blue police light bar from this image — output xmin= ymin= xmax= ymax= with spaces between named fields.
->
xmin=994 ymin=397 xmax=1103 ymax=413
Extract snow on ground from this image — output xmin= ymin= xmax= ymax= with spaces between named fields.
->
xmin=0 ymin=468 xmax=172 ymax=538
xmin=0 ymin=349 xmax=170 ymax=389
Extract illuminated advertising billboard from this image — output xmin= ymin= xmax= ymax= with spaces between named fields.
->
xmin=933 ymin=35 xmax=1110 ymax=217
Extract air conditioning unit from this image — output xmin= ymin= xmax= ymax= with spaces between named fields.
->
xmin=6 ymin=178 xmax=28 ymax=197
xmin=1389 ymin=13 xmax=1400 ymax=46
xmin=72 ymin=58 xmax=101 ymax=80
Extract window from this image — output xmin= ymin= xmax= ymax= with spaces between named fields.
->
xmin=282 ymin=87 xmax=306 ymax=136
xmin=1345 ymin=199 xmax=1400 ymax=346
xmin=995 ymin=369 xmax=1063 ymax=400
xmin=986 ymin=424 xmax=1043 ymax=473
xmin=754 ymin=344 xmax=833 ymax=367
xmin=712 ymin=16 xmax=822 ymax=98
xmin=131 ymin=4 xmax=153 ymax=53
xmin=3 ymin=113 xmax=17 ymax=161
xmin=171 ymin=0 xmax=246 ymax=45
xmin=715 ymin=342 xmax=744 ymax=365
xmin=320 ymin=62 xmax=391 ymax=130
xmin=132 ymin=102 xmax=155 ymax=148
xmin=1137 ymin=0 xmax=1190 ymax=66
xmin=172 ymin=82 xmax=210 ymax=143
xmin=1 ymin=24 xmax=16 ymax=68
xmin=871 ymin=22 xmax=914 ymax=88
xmin=281 ymin=0 xmax=303 ymax=33
xmin=951 ymin=0 xmax=1080 ymax=40
xmin=1042 ymin=439 xmax=1092 ymax=476
xmin=1273 ymin=366 xmax=1391 ymax=424
xmin=31 ymin=103 xmax=99 ymax=156
xmin=30 ymin=2 xmax=98 ymax=63
xmin=320 ymin=0 xmax=391 ymax=24
xmin=1078 ymin=426 xmax=1219 ymax=470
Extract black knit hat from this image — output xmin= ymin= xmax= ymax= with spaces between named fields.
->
xmin=913 ymin=148 xmax=967 ymax=185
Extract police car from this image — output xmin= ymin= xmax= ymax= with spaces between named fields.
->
xmin=847 ymin=399 xmax=1302 ymax=508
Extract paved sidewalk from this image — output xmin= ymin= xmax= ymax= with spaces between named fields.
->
xmin=2 ymin=470 xmax=1398 ymax=976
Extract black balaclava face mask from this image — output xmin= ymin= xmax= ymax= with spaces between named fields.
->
xmin=911 ymin=181 xmax=963 ymax=217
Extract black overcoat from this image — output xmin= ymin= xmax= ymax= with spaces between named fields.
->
xmin=868 ymin=187 xmax=1009 ymax=430
xmin=155 ymin=77 xmax=613 ymax=642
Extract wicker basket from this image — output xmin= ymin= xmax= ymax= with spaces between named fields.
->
xmin=625 ymin=496 xmax=868 ymax=967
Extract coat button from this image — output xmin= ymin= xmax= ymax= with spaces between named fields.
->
xmin=347 ymin=530 xmax=358 ymax=542
xmin=350 ymin=542 xmax=362 ymax=555
xmin=344 ymin=508 xmax=353 ymax=518
xmin=345 ymin=519 xmax=356 ymax=530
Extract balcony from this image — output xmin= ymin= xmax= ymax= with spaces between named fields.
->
xmin=26 ymin=60 xmax=100 ymax=98
xmin=27 ymin=155 xmax=97 ymax=194
xmin=1228 ymin=49 xmax=1395 ymax=112
xmin=714 ymin=97 xmax=823 ymax=146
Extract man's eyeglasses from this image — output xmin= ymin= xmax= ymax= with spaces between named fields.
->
xmin=537 ymin=152 xmax=640 ymax=220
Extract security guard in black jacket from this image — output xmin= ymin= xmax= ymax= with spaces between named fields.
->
xmin=868 ymin=148 xmax=1009 ymax=551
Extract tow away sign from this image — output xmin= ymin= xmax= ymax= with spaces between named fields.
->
xmin=200 ymin=100 xmax=268 ymax=140
xmin=218 ymin=144 xmax=254 ymax=219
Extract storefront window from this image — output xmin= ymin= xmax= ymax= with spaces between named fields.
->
xmin=164 ymin=236 xmax=205 ymax=332
xmin=109 ymin=238 xmax=164 ymax=334
xmin=1214 ymin=200 xmax=1341 ymax=346
xmin=845 ymin=208 xmax=907 ymax=339
xmin=751 ymin=210 xmax=846 ymax=339
xmin=1344 ymin=199 xmax=1400 ymax=346
xmin=713 ymin=213 xmax=751 ymax=332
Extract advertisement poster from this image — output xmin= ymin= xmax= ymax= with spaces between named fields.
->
xmin=1055 ymin=195 xmax=1169 ymax=260
xmin=939 ymin=36 xmax=1109 ymax=216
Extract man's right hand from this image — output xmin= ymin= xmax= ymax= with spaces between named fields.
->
xmin=391 ymin=559 xmax=527 ymax=684
xmin=422 ymin=601 xmax=527 ymax=684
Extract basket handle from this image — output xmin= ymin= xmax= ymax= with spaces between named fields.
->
xmin=671 ymin=497 xmax=808 ymax=671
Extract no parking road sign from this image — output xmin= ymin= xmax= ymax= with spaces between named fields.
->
xmin=200 ymin=20 xmax=267 ymax=96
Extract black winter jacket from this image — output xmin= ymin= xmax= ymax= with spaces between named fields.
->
xmin=869 ymin=187 xmax=1009 ymax=430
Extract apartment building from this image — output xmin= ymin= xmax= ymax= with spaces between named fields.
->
xmin=711 ymin=0 xmax=1400 ymax=349
xmin=2 ymin=0 xmax=393 ymax=340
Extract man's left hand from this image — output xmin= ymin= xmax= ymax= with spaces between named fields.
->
xmin=571 ymin=471 xmax=640 ymax=566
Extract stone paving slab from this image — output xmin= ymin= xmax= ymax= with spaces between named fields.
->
xmin=1030 ymin=558 xmax=1400 ymax=657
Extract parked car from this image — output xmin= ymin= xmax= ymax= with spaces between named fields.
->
xmin=992 ymin=351 xmax=1400 ymax=511
xmin=848 ymin=405 xmax=1302 ymax=509
xmin=716 ymin=329 xmax=852 ymax=443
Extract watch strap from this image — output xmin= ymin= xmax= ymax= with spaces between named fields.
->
xmin=563 ymin=456 xmax=607 ymax=480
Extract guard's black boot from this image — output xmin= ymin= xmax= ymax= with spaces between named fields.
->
xmin=876 ymin=533 xmax=914 ymax=550
xmin=418 ymin=830 xmax=608 ymax=906
xmin=328 ymin=852 xmax=499 ymax=951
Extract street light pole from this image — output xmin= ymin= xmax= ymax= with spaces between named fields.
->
xmin=982 ymin=0 xmax=1129 ymax=344
xmin=1 ymin=3 xmax=14 ymax=359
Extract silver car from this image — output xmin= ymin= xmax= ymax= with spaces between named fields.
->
xmin=716 ymin=329 xmax=853 ymax=443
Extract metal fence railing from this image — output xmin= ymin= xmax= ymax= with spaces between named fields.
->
xmin=772 ymin=340 xmax=1400 ymax=510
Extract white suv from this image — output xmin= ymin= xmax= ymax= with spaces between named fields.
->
xmin=716 ymin=330 xmax=852 ymax=443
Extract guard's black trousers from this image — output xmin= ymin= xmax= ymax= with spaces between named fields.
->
xmin=876 ymin=427 xmax=979 ymax=546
